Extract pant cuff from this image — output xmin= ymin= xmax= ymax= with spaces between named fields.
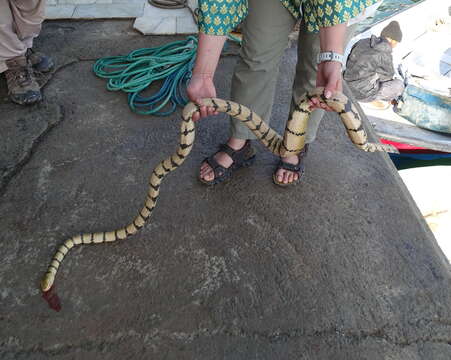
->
xmin=0 ymin=61 xmax=7 ymax=73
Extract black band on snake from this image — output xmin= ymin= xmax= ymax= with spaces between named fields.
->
xmin=40 ymin=87 xmax=398 ymax=293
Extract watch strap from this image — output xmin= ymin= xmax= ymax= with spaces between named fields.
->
xmin=317 ymin=51 xmax=344 ymax=65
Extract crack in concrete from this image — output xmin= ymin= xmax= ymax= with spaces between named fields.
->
xmin=0 ymin=105 xmax=65 ymax=198
xmin=2 ymin=320 xmax=450 ymax=357
xmin=0 ymin=46 xmax=124 ymax=203
xmin=223 ymin=320 xmax=451 ymax=347
xmin=0 ymin=56 xmax=114 ymax=199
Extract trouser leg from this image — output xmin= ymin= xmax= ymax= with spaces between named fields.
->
xmin=0 ymin=0 xmax=45 ymax=73
xmin=374 ymin=79 xmax=405 ymax=101
xmin=291 ymin=23 xmax=358 ymax=144
xmin=229 ymin=0 xmax=296 ymax=139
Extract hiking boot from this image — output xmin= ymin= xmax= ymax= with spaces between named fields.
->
xmin=5 ymin=55 xmax=42 ymax=105
xmin=26 ymin=48 xmax=54 ymax=73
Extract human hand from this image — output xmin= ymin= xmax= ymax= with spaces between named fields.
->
xmin=310 ymin=61 xmax=343 ymax=111
xmin=187 ymin=73 xmax=219 ymax=121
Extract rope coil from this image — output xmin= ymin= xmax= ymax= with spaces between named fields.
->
xmin=148 ymin=0 xmax=199 ymax=24
xmin=93 ymin=36 xmax=197 ymax=116
xmin=149 ymin=0 xmax=188 ymax=9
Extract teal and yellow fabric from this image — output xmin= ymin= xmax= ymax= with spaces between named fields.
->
xmin=198 ymin=0 xmax=379 ymax=34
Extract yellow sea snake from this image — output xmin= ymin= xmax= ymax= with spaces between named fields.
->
xmin=40 ymin=88 xmax=398 ymax=293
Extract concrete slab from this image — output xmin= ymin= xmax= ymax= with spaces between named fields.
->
xmin=134 ymin=2 xmax=197 ymax=35
xmin=72 ymin=2 xmax=145 ymax=18
xmin=45 ymin=0 xmax=146 ymax=19
xmin=0 ymin=19 xmax=450 ymax=359
xmin=45 ymin=4 xmax=76 ymax=19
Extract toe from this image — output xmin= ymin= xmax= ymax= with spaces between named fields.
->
xmin=276 ymin=168 xmax=283 ymax=183
xmin=203 ymin=167 xmax=215 ymax=181
xmin=200 ymin=162 xmax=212 ymax=179
xmin=200 ymin=162 xmax=209 ymax=173
xmin=283 ymin=171 xmax=290 ymax=184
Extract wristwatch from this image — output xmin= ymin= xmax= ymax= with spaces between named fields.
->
xmin=316 ymin=51 xmax=344 ymax=65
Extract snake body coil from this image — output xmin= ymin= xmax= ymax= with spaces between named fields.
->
xmin=41 ymin=88 xmax=398 ymax=292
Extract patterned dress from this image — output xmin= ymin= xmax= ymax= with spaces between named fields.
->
xmin=198 ymin=0 xmax=380 ymax=34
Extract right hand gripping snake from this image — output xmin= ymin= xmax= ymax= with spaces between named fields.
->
xmin=41 ymin=88 xmax=398 ymax=294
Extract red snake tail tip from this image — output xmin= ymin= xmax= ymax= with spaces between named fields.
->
xmin=42 ymin=285 xmax=62 ymax=312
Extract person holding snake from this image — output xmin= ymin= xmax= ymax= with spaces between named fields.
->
xmin=188 ymin=0 xmax=382 ymax=186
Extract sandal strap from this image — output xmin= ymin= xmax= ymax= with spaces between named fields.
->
xmin=204 ymin=155 xmax=227 ymax=175
xmin=276 ymin=144 xmax=309 ymax=173
xmin=200 ymin=140 xmax=256 ymax=186
xmin=218 ymin=140 xmax=252 ymax=165
xmin=277 ymin=160 xmax=303 ymax=172
xmin=299 ymin=143 xmax=309 ymax=157
xmin=218 ymin=143 xmax=237 ymax=159
xmin=201 ymin=154 xmax=232 ymax=185
xmin=298 ymin=144 xmax=309 ymax=159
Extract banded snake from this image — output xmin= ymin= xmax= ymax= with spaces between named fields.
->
xmin=41 ymin=88 xmax=398 ymax=293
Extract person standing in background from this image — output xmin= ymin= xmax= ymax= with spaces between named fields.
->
xmin=0 ymin=0 xmax=53 ymax=105
xmin=188 ymin=0 xmax=383 ymax=186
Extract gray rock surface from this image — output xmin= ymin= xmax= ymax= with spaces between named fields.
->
xmin=0 ymin=103 xmax=62 ymax=194
xmin=0 ymin=20 xmax=450 ymax=359
xmin=0 ymin=52 xmax=74 ymax=194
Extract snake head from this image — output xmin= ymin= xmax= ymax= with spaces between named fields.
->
xmin=304 ymin=87 xmax=349 ymax=113
xmin=182 ymin=102 xmax=200 ymax=121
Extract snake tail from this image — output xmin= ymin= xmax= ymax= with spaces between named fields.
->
xmin=40 ymin=115 xmax=195 ymax=292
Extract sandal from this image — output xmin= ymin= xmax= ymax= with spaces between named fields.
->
xmin=199 ymin=140 xmax=256 ymax=186
xmin=272 ymin=144 xmax=309 ymax=187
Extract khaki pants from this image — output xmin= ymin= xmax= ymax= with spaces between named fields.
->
xmin=230 ymin=0 xmax=356 ymax=144
xmin=361 ymin=79 xmax=405 ymax=102
xmin=0 ymin=0 xmax=45 ymax=73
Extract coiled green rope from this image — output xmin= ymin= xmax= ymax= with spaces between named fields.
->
xmin=93 ymin=33 xmax=241 ymax=116
xmin=93 ymin=36 xmax=198 ymax=116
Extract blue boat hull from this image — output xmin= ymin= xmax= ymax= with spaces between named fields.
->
xmin=395 ymin=85 xmax=451 ymax=134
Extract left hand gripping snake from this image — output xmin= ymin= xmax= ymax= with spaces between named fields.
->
xmin=41 ymin=88 xmax=398 ymax=295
